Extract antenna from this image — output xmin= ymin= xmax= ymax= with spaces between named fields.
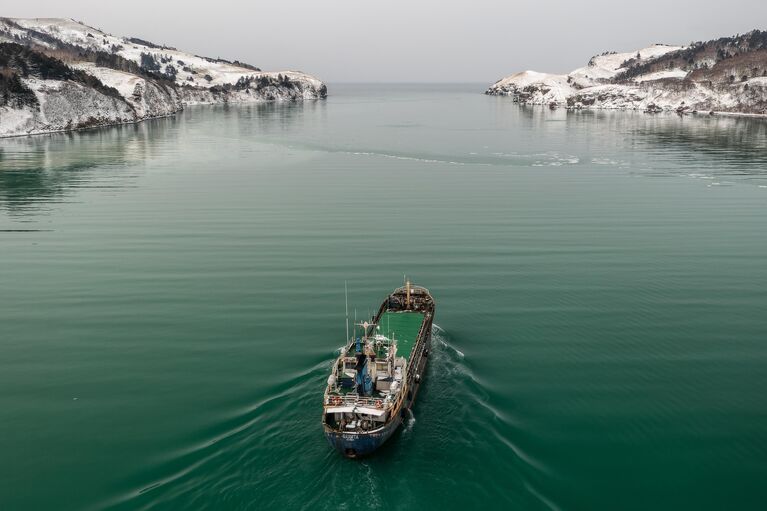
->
xmin=345 ymin=281 xmax=349 ymax=343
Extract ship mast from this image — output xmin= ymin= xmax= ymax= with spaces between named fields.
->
xmin=406 ymin=279 xmax=411 ymax=309
xmin=345 ymin=281 xmax=349 ymax=343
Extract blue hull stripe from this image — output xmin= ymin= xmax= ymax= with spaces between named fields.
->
xmin=325 ymin=416 xmax=402 ymax=457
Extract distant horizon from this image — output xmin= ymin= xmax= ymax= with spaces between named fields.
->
xmin=322 ymin=81 xmax=489 ymax=84
xmin=4 ymin=1 xmax=767 ymax=82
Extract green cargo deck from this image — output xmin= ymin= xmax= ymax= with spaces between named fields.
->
xmin=377 ymin=311 xmax=425 ymax=360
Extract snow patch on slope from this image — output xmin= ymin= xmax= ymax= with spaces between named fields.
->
xmin=570 ymin=45 xmax=683 ymax=85
xmin=634 ymin=69 xmax=689 ymax=82
xmin=489 ymin=71 xmax=575 ymax=105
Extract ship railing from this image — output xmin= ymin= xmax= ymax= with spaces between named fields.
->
xmin=326 ymin=394 xmax=389 ymax=408
xmin=405 ymin=312 xmax=431 ymax=377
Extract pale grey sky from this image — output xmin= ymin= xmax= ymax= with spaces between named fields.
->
xmin=5 ymin=1 xmax=767 ymax=82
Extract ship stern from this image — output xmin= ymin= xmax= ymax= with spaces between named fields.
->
xmin=324 ymin=418 xmax=399 ymax=458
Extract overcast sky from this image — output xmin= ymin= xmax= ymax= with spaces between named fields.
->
xmin=6 ymin=1 xmax=767 ymax=82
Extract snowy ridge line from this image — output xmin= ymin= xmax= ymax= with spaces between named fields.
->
xmin=0 ymin=17 xmax=327 ymax=138
xmin=486 ymin=30 xmax=767 ymax=116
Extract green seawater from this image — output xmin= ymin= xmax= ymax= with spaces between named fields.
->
xmin=1 ymin=84 xmax=766 ymax=510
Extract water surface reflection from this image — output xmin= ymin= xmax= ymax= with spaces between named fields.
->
xmin=0 ymin=117 xmax=179 ymax=215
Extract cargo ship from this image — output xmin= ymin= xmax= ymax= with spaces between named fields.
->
xmin=322 ymin=282 xmax=435 ymax=458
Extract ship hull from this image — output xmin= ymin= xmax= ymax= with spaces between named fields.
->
xmin=324 ymin=415 xmax=402 ymax=458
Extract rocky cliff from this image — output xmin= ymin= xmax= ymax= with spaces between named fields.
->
xmin=0 ymin=17 xmax=327 ymax=137
xmin=486 ymin=30 xmax=767 ymax=115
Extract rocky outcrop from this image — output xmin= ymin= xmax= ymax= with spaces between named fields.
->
xmin=486 ymin=31 xmax=767 ymax=116
xmin=0 ymin=17 xmax=327 ymax=137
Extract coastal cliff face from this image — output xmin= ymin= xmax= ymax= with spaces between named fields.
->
xmin=486 ymin=30 xmax=767 ymax=115
xmin=0 ymin=18 xmax=327 ymax=137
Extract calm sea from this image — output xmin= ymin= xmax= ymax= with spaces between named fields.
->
xmin=1 ymin=84 xmax=766 ymax=510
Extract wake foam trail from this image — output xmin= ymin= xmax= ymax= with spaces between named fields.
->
xmin=440 ymin=339 xmax=465 ymax=359
xmin=431 ymin=326 xmax=518 ymax=429
xmin=428 ymin=327 xmax=484 ymax=406
xmin=433 ymin=324 xmax=464 ymax=359
xmin=401 ymin=408 xmax=416 ymax=434
xmin=360 ymin=463 xmax=383 ymax=509
xmin=430 ymin=326 xmax=551 ymax=497
xmin=344 ymin=150 xmax=474 ymax=166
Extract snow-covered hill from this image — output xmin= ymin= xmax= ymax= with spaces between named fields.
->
xmin=486 ymin=31 xmax=767 ymax=115
xmin=0 ymin=17 xmax=327 ymax=137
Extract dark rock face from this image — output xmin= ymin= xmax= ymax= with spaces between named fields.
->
xmin=0 ymin=70 xmax=38 ymax=109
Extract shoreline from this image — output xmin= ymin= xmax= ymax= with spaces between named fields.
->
xmin=0 ymin=96 xmax=327 ymax=140
xmin=0 ymin=112 xmax=178 ymax=140
xmin=486 ymin=95 xmax=767 ymax=119
xmin=4 ymin=93 xmax=764 ymax=142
